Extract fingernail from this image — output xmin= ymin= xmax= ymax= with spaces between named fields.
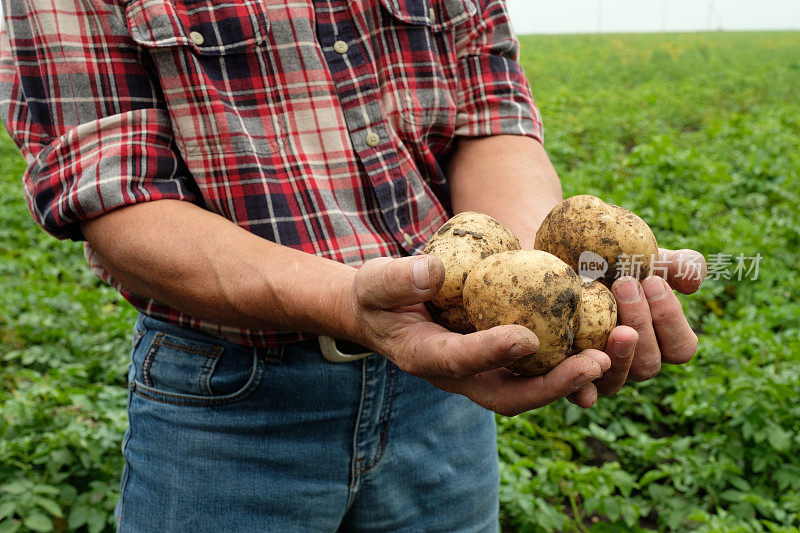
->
xmin=572 ymin=373 xmax=595 ymax=388
xmin=412 ymin=257 xmax=431 ymax=290
xmin=643 ymin=277 xmax=666 ymax=300
xmin=508 ymin=343 xmax=534 ymax=358
xmin=615 ymin=279 xmax=640 ymax=303
xmin=613 ymin=340 xmax=636 ymax=358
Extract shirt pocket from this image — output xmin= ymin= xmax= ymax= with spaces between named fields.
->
xmin=126 ymin=0 xmax=269 ymax=54
xmin=380 ymin=0 xmax=478 ymax=30
xmin=125 ymin=0 xmax=277 ymax=156
xmin=376 ymin=0 xmax=478 ymax=141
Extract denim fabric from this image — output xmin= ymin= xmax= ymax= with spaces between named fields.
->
xmin=114 ymin=314 xmax=499 ymax=532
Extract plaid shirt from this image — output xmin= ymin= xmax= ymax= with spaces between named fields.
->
xmin=0 ymin=0 xmax=542 ymax=346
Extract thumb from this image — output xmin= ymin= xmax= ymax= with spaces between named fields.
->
xmin=354 ymin=255 xmax=445 ymax=309
xmin=476 ymin=350 xmax=611 ymax=416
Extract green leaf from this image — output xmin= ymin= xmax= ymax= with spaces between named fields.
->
xmin=0 ymin=519 xmax=21 ymax=533
xmin=620 ymin=503 xmax=639 ymax=527
xmin=639 ymin=469 xmax=668 ymax=486
xmin=766 ymin=423 xmax=791 ymax=453
xmin=647 ymin=483 xmax=673 ymax=500
xmin=86 ymin=508 xmax=106 ymax=533
xmin=519 ymin=418 xmax=537 ymax=437
xmin=0 ymin=482 xmax=28 ymax=496
xmin=59 ymin=486 xmax=78 ymax=506
xmin=32 ymin=498 xmax=62 ymax=519
xmin=22 ymin=511 xmax=52 ymax=533
xmin=602 ymin=497 xmax=621 ymax=522
xmin=66 ymin=505 xmax=89 ymax=530
xmin=0 ymin=502 xmax=16 ymax=521
xmin=719 ymin=489 xmax=745 ymax=502
xmin=564 ymin=404 xmax=583 ymax=425
xmin=48 ymin=449 xmax=72 ymax=467
xmin=588 ymin=422 xmax=617 ymax=442
xmin=728 ymin=476 xmax=751 ymax=492
xmin=729 ymin=501 xmax=755 ymax=519
xmin=584 ymin=495 xmax=600 ymax=514
xmin=31 ymin=486 xmax=59 ymax=497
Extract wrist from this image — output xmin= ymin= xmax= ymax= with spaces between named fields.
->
xmin=328 ymin=268 xmax=365 ymax=343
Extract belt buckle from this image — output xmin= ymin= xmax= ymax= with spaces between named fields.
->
xmin=319 ymin=336 xmax=372 ymax=363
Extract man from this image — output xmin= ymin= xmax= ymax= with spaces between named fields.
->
xmin=0 ymin=0 xmax=705 ymax=530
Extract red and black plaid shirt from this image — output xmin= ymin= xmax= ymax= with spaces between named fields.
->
xmin=0 ymin=0 xmax=542 ymax=346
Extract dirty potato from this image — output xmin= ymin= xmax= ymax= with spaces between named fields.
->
xmin=423 ymin=212 xmax=521 ymax=315
xmin=427 ymin=304 xmax=476 ymax=334
xmin=534 ymin=195 xmax=658 ymax=288
xmin=463 ymin=250 xmax=581 ymax=376
xmin=572 ymin=280 xmax=617 ymax=353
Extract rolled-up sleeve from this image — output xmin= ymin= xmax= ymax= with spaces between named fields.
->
xmin=0 ymin=0 xmax=196 ymax=241
xmin=454 ymin=0 xmax=544 ymax=142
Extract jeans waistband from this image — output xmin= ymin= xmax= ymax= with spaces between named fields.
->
xmin=135 ymin=313 xmax=371 ymax=362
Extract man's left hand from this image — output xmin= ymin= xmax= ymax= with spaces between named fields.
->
xmin=592 ymin=248 xmax=707 ymax=396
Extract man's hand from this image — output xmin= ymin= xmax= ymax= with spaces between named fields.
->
xmin=595 ymin=248 xmax=707 ymax=395
xmin=340 ymin=255 xmax=613 ymax=416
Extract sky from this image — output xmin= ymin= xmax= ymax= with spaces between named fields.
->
xmin=507 ymin=0 xmax=800 ymax=35
xmin=1 ymin=1 xmax=799 ymax=35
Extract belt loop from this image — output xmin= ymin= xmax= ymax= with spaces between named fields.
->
xmin=256 ymin=344 xmax=283 ymax=364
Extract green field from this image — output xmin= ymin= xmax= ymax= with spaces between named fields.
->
xmin=2 ymin=31 xmax=800 ymax=532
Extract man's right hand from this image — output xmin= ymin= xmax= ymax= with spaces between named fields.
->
xmin=338 ymin=255 xmax=614 ymax=416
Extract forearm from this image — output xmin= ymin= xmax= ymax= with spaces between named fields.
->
xmin=447 ymin=135 xmax=562 ymax=248
xmin=81 ymin=200 xmax=357 ymax=337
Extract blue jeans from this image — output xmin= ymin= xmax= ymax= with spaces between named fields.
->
xmin=115 ymin=314 xmax=499 ymax=532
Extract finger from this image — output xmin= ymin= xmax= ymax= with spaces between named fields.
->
xmin=567 ymin=383 xmax=599 ymax=409
xmin=612 ymin=277 xmax=662 ymax=382
xmin=657 ymin=248 xmax=707 ymax=294
xmin=595 ymin=325 xmax=638 ymax=395
xmin=642 ymin=276 xmax=698 ymax=365
xmin=405 ymin=324 xmax=540 ymax=378
xmin=472 ymin=350 xmax=610 ymax=416
xmin=354 ymin=255 xmax=445 ymax=309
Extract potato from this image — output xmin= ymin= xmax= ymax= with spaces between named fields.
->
xmin=423 ymin=212 xmax=521 ymax=313
xmin=534 ymin=195 xmax=658 ymax=288
xmin=427 ymin=304 xmax=476 ymax=334
xmin=463 ymin=250 xmax=581 ymax=376
xmin=572 ymin=280 xmax=617 ymax=353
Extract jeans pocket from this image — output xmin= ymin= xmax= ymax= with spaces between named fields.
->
xmin=130 ymin=326 xmax=268 ymax=407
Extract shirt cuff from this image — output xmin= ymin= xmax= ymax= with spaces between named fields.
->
xmin=455 ymin=53 xmax=544 ymax=143
xmin=453 ymin=0 xmax=544 ymax=143
xmin=23 ymin=108 xmax=197 ymax=240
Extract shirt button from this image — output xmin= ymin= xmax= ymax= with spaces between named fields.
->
xmin=365 ymin=131 xmax=381 ymax=147
xmin=333 ymin=40 xmax=349 ymax=54
xmin=403 ymin=233 xmax=414 ymax=246
xmin=189 ymin=31 xmax=205 ymax=46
